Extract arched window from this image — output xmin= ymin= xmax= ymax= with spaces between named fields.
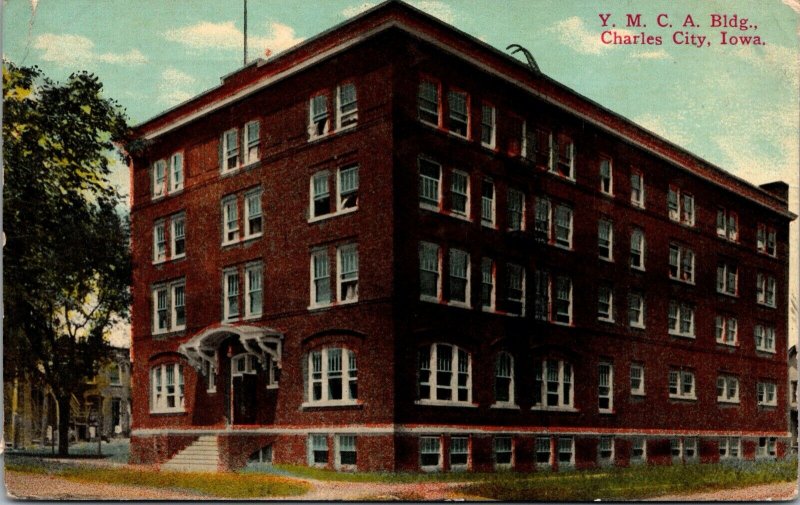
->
xmin=306 ymin=347 xmax=357 ymax=405
xmin=417 ymin=343 xmax=472 ymax=405
xmin=150 ymin=363 xmax=185 ymax=413
xmin=494 ymin=352 xmax=515 ymax=406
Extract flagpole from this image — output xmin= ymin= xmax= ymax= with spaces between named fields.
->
xmin=243 ymin=0 xmax=248 ymax=65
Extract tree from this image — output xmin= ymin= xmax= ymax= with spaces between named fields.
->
xmin=3 ymin=62 xmax=131 ymax=455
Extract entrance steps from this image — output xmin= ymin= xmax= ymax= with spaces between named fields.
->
xmin=160 ymin=435 xmax=219 ymax=472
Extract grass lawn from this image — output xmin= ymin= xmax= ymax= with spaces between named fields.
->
xmin=13 ymin=439 xmax=132 ymax=463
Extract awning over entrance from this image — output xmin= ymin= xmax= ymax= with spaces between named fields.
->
xmin=178 ymin=324 xmax=283 ymax=376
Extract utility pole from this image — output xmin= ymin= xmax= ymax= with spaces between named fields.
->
xmin=243 ymin=0 xmax=248 ymax=65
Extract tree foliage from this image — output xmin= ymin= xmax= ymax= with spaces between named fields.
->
xmin=3 ymin=62 xmax=132 ymax=453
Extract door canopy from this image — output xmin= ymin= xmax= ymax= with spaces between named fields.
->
xmin=178 ymin=324 xmax=283 ymax=376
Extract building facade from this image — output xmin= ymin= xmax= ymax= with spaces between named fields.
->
xmin=129 ymin=1 xmax=794 ymax=472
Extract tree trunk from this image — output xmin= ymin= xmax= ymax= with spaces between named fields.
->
xmin=57 ymin=395 xmax=71 ymax=456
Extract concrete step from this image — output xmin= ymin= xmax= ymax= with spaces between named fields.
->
xmin=161 ymin=436 xmax=220 ymax=473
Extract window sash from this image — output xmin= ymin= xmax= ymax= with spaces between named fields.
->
xmin=419 ymin=160 xmax=441 ymax=207
xmin=418 ymin=81 xmax=439 ymax=124
xmin=451 ymin=171 xmax=469 ymax=216
xmin=419 ymin=242 xmax=440 ymax=299
xmin=480 ymin=105 xmax=495 ymax=146
xmin=312 ymin=252 xmax=331 ymax=305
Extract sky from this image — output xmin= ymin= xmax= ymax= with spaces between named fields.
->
xmin=3 ymin=0 xmax=799 ymax=348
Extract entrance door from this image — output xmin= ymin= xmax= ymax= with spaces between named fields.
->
xmin=231 ymin=354 xmax=258 ymax=425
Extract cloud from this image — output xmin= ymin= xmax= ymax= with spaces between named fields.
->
xmin=33 ymin=33 xmax=146 ymax=66
xmin=158 ymin=67 xmax=197 ymax=106
xmin=548 ymin=16 xmax=610 ymax=55
xmin=342 ymin=1 xmax=454 ymax=23
xmin=781 ymin=0 xmax=800 ymax=14
xmin=633 ymin=49 xmax=670 ymax=60
xmin=632 ymin=112 xmax=691 ymax=147
xmin=342 ymin=2 xmax=377 ymax=17
xmin=164 ymin=20 xmax=303 ymax=57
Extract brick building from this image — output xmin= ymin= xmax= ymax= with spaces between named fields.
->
xmin=129 ymin=1 xmax=794 ymax=472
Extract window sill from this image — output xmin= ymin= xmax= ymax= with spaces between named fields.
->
xmin=551 ymin=321 xmax=573 ymax=327
xmin=629 ymin=323 xmax=646 ymax=330
xmin=481 ymin=306 xmax=497 ymax=314
xmin=415 ymin=400 xmax=478 ymax=408
xmin=220 ymin=167 xmax=243 ymax=177
xmin=631 ymin=392 xmax=646 ymax=397
xmin=221 ymin=239 xmax=241 ymax=248
xmin=553 ymin=244 xmax=573 ymax=251
xmin=599 ymin=409 xmax=615 ymax=415
xmin=756 ymin=348 xmax=777 ymax=355
xmin=530 ymin=406 xmax=578 ymax=413
xmin=481 ymin=142 xmax=497 ymax=151
xmin=599 ymin=256 xmax=614 ymax=263
xmin=598 ymin=317 xmax=615 ymax=323
xmin=172 ymin=254 xmax=186 ymax=261
xmin=150 ymin=410 xmax=187 ymax=416
xmin=448 ymin=212 xmax=471 ymax=222
xmin=490 ymin=403 xmax=520 ymax=410
xmin=757 ymin=404 xmax=778 ymax=409
xmin=481 ymin=222 xmax=497 ymax=229
xmin=420 ymin=203 xmax=443 ymax=213
xmin=669 ymin=333 xmax=696 ymax=340
xmin=756 ymin=303 xmax=777 ymax=309
xmin=669 ymin=395 xmax=697 ymax=401
xmin=717 ymin=399 xmax=740 ymax=405
xmin=308 ymin=207 xmax=358 ymax=224
xmin=630 ymin=202 xmax=645 ymax=210
xmin=242 ymin=233 xmax=263 ymax=243
xmin=307 ymin=125 xmax=357 ymax=145
xmin=301 ymin=401 xmax=362 ymax=410
xmin=420 ymin=295 xmax=441 ymax=304
xmin=669 ymin=277 xmax=695 ymax=286
xmin=716 ymin=341 xmax=738 ymax=348
xmin=600 ymin=191 xmax=614 ymax=198
xmin=447 ymin=301 xmax=472 ymax=310
xmin=447 ymin=130 xmax=470 ymax=142
xmin=153 ymin=259 xmax=167 ymax=265
xmin=630 ymin=266 xmax=646 ymax=273
xmin=716 ymin=291 xmax=738 ymax=298
xmin=243 ymin=314 xmax=263 ymax=321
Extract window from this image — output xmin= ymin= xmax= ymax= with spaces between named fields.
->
xmin=419 ymin=158 xmax=442 ymax=209
xmin=338 ymin=165 xmax=359 ymax=210
xmin=447 ymin=90 xmax=469 ymax=137
xmin=668 ymin=369 xmax=696 ymax=400
xmin=506 ymin=263 xmax=525 ymax=316
xmin=310 ymin=166 xmax=359 ymax=220
xmin=448 ymin=248 xmax=470 ymax=306
xmin=420 ymin=437 xmax=441 ymax=470
xmin=481 ymin=179 xmax=495 ymax=227
xmin=756 ymin=273 xmax=777 ymax=307
xmin=670 ymin=438 xmax=682 ymax=461
xmin=715 ymin=316 xmax=738 ymax=346
xmin=630 ymin=170 xmax=644 ymax=207
xmin=450 ymin=437 xmax=469 ymax=469
xmin=684 ymin=438 xmax=698 ymax=461
xmin=336 ymin=435 xmax=357 ymax=468
xmin=480 ymin=104 xmax=495 ymax=148
xmin=153 ymin=221 xmax=166 ymax=263
xmin=551 ymin=135 xmax=575 ymax=179
xmin=418 ymin=80 xmax=440 ymax=126
xmin=630 ymin=364 xmax=645 ymax=396
xmin=558 ymin=437 xmax=574 ymax=466
xmin=171 ymin=215 xmax=186 ymax=259
xmin=757 ymin=224 xmax=777 ymax=256
xmin=598 ymin=436 xmax=614 ymax=463
xmin=494 ymin=437 xmax=512 ymax=468
xmin=534 ymin=197 xmax=551 ymax=243
xmin=244 ymin=190 xmax=263 ymax=239
xmin=598 ymin=362 xmax=613 ymax=412
xmin=308 ymin=435 xmax=328 ymax=466
xmin=152 ymin=159 xmax=167 ymax=198
xmin=668 ymin=244 xmax=694 ymax=283
xmin=599 ymin=158 xmax=613 ymax=195
xmin=719 ymin=437 xmax=741 ymax=459
xmin=337 ymin=245 xmax=359 ymax=303
xmin=450 ymin=170 xmax=469 ymax=218
xmin=307 ymin=347 xmax=358 ymax=404
xmin=628 ymin=292 xmax=645 ymax=328
xmin=520 ymin=121 xmax=537 ymax=160
xmin=223 ymin=270 xmax=240 ymax=321
xmin=480 ymin=257 xmax=495 ymax=311
xmin=630 ymin=229 xmax=645 ymax=270
xmin=507 ymin=188 xmax=525 ymax=231
xmin=631 ymin=438 xmax=646 ymax=462
xmin=309 ymin=93 xmax=329 ymax=139
xmin=222 ymin=129 xmax=239 ymax=172
xmin=536 ymin=437 xmax=552 ymax=467
xmin=533 ymin=359 xmax=573 ymax=409
xmin=170 ymin=152 xmax=184 ymax=192
xmin=755 ymin=324 xmax=776 ymax=353
xmin=598 ymin=219 xmax=613 ymax=260
xmin=757 ymin=381 xmax=777 ymax=406
xmin=222 ymin=197 xmax=239 ymax=245
xmin=757 ymin=437 xmax=777 ymax=458
xmin=152 ymin=280 xmax=185 ymax=334
xmin=494 ymin=352 xmax=515 ymax=405
xmin=716 ymin=208 xmax=738 ymax=241
xmin=311 ymin=172 xmax=331 ymax=218
xmin=311 ymin=250 xmax=331 ymax=306
xmin=716 ymin=375 xmax=739 ymax=403
xmin=245 ymin=263 xmax=263 ymax=318
xmin=553 ymin=276 xmax=572 ymax=325
xmin=716 ymin=263 xmax=738 ymax=296
xmin=417 ymin=343 xmax=472 ymax=404
xmin=150 ymin=363 xmax=185 ymax=413
xmin=598 ymin=285 xmax=614 ymax=322
xmin=336 ymin=83 xmax=358 ymax=130
xmin=554 ymin=204 xmax=573 ymax=249
xmin=668 ymin=302 xmax=695 ymax=338
xmin=244 ymin=121 xmax=260 ymax=165
xmin=419 ymin=242 xmax=441 ymax=301
xmin=667 ymin=186 xmax=694 ymax=225
xmin=533 ymin=270 xmax=549 ymax=322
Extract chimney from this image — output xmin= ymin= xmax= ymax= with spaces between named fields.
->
xmin=759 ymin=181 xmax=789 ymax=205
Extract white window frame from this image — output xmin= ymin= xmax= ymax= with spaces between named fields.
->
xmin=171 ymin=214 xmax=186 ymax=260
xmin=337 ymin=165 xmax=359 ymax=213
xmin=152 ymin=159 xmax=167 ymax=199
xmin=506 ymin=263 xmax=526 ymax=317
xmin=534 ymin=197 xmax=551 ymax=244
xmin=221 ymin=196 xmax=240 ymax=245
xmin=419 ymin=158 xmax=442 ymax=211
xmin=310 ymin=249 xmax=332 ymax=308
xmin=598 ymin=218 xmax=613 ymax=261
xmin=535 ymin=436 xmax=552 ymax=468
xmin=757 ymin=381 xmax=777 ymax=407
xmin=153 ymin=220 xmax=167 ymax=264
xmin=630 ymin=364 xmax=645 ymax=396
xmin=306 ymin=347 xmax=358 ymax=406
xmin=631 ymin=438 xmax=647 ymax=463
xmin=598 ymin=436 xmax=614 ymax=464
xmin=153 ymin=286 xmax=169 ymax=334
xmin=599 ymin=158 xmax=613 ymax=195
xmin=716 ymin=375 xmax=740 ymax=403
xmin=630 ymin=170 xmax=644 ymax=208
xmin=757 ymin=224 xmax=777 ymax=257
xmin=715 ymin=316 xmax=738 ymax=346
xmin=310 ymin=171 xmax=331 ymax=220
xmin=244 ymin=189 xmax=263 ymax=240
xmin=598 ymin=285 xmax=614 ymax=322
xmin=449 ymin=436 xmax=470 ymax=471
xmin=507 ymin=187 xmax=525 ymax=232
xmin=668 ymin=301 xmax=695 ymax=338
xmin=244 ymin=121 xmax=260 ymax=165
xmin=480 ymin=257 xmax=495 ymax=312
xmin=150 ymin=363 xmax=185 ymax=413
xmin=755 ymin=324 xmax=776 ymax=353
xmin=417 ymin=343 xmax=473 ymax=406
xmin=481 ymin=179 xmax=495 ymax=228
xmin=551 ymin=136 xmax=575 ymax=180
xmin=532 ymin=359 xmax=574 ymax=411
xmin=719 ymin=437 xmax=741 ymax=459
xmin=223 ymin=269 xmax=240 ymax=322
xmin=480 ymin=103 xmax=496 ymax=149
xmin=668 ymin=186 xmax=694 ymax=225
xmin=670 ymin=438 xmax=683 ymax=462
xmin=450 ymin=169 xmax=470 ymax=219
xmin=244 ymin=263 xmax=263 ymax=319
xmin=171 ymin=282 xmax=186 ymax=331
xmin=170 ymin=152 xmax=183 ymax=193
xmin=668 ymin=244 xmax=695 ymax=284
xmin=493 ymin=436 xmax=513 ymax=469
xmin=447 ymin=248 xmax=470 ymax=307
xmin=493 ymin=352 xmax=515 ymax=407
xmin=308 ymin=434 xmax=329 ymax=466
xmin=335 ymin=434 xmax=357 ymax=469
xmin=553 ymin=275 xmax=572 ymax=325
xmin=418 ymin=79 xmax=441 ymax=127
xmin=419 ymin=436 xmax=442 ymax=471
xmin=557 ymin=437 xmax=575 ymax=466
xmin=668 ymin=369 xmax=696 ymax=400
xmin=336 ymin=83 xmax=358 ymax=131
xmin=630 ymin=229 xmax=645 ymax=270
xmin=553 ymin=204 xmax=573 ymax=249
xmin=309 ymin=93 xmax=330 ymax=139
xmin=222 ymin=128 xmax=240 ymax=173
xmin=419 ymin=242 xmax=442 ymax=302
xmin=757 ymin=273 xmax=777 ymax=308
xmin=716 ymin=208 xmax=738 ymax=242
xmin=152 ymin=280 xmax=185 ymax=334
xmin=684 ymin=437 xmax=698 ymax=461
xmin=757 ymin=437 xmax=777 ymax=458
xmin=337 ymin=244 xmax=359 ymax=304
xmin=716 ymin=263 xmax=738 ymax=296
xmin=446 ymin=89 xmax=469 ymax=138
xmin=628 ymin=292 xmax=645 ymax=329
xmin=598 ymin=362 xmax=614 ymax=413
